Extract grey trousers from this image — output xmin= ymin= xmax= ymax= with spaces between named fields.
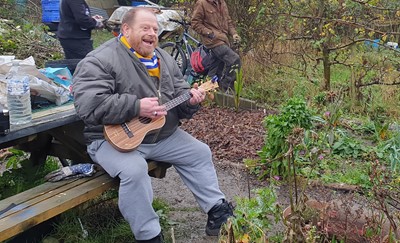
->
xmin=87 ymin=128 xmax=225 ymax=240
xmin=208 ymin=44 xmax=241 ymax=91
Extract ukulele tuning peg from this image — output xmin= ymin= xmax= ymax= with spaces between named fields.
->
xmin=211 ymin=75 xmax=219 ymax=83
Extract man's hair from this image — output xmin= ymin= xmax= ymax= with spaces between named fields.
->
xmin=122 ymin=7 xmax=157 ymax=25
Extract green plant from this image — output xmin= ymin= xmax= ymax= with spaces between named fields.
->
xmin=2 ymin=148 xmax=27 ymax=172
xmin=152 ymin=198 xmax=171 ymax=230
xmin=332 ymin=135 xmax=370 ymax=159
xmin=378 ymin=129 xmax=400 ymax=172
xmin=51 ymin=196 xmax=172 ymax=242
xmin=320 ymin=160 xmax=372 ymax=188
xmin=52 ymin=200 xmax=135 ymax=243
xmin=233 ymin=67 xmax=244 ymax=111
xmin=220 ymin=187 xmax=281 ymax=243
xmin=0 ymin=19 xmax=62 ymax=67
xmin=258 ymin=97 xmax=312 ymax=177
xmin=0 ymin=155 xmax=59 ymax=199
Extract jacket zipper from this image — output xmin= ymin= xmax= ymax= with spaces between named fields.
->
xmin=150 ymin=58 xmax=163 ymax=144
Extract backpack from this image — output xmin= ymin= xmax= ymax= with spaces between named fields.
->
xmin=190 ymin=45 xmax=213 ymax=74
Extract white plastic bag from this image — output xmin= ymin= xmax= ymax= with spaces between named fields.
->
xmin=29 ymin=76 xmax=70 ymax=106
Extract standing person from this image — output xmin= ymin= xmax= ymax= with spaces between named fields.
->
xmin=57 ymin=0 xmax=104 ymax=59
xmin=72 ymin=8 xmax=233 ymax=243
xmin=191 ymin=0 xmax=241 ymax=92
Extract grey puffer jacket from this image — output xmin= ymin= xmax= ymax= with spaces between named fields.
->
xmin=72 ymin=38 xmax=199 ymax=144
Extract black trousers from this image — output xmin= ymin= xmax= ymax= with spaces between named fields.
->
xmin=208 ymin=44 xmax=241 ymax=92
xmin=59 ymin=38 xmax=93 ymax=59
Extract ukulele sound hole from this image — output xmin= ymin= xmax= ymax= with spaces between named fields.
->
xmin=139 ymin=117 xmax=152 ymax=124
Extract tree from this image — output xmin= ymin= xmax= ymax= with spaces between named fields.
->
xmin=227 ymin=0 xmax=400 ymax=92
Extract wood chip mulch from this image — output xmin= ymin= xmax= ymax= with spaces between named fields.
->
xmin=180 ymin=105 xmax=269 ymax=164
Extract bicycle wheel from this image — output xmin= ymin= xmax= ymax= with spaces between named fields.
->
xmin=160 ymin=42 xmax=188 ymax=75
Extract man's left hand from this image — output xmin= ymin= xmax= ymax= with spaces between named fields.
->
xmin=189 ymin=83 xmax=206 ymax=105
xmin=233 ymin=34 xmax=241 ymax=44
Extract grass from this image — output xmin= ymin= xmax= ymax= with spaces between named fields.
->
xmin=0 ymin=156 xmax=59 ymax=200
xmin=50 ymin=194 xmax=136 ymax=243
xmin=48 ymin=193 xmax=171 ymax=243
xmin=92 ymin=30 xmax=115 ymax=48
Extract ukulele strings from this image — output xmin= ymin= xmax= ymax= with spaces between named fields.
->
xmin=119 ymin=92 xmax=193 ymax=136
xmin=115 ymin=82 xmax=214 ymax=137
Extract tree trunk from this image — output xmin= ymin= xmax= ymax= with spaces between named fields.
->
xmin=322 ymin=46 xmax=331 ymax=91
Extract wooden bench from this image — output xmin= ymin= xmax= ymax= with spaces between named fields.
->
xmin=0 ymin=160 xmax=171 ymax=242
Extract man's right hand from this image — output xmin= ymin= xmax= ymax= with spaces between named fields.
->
xmin=207 ymin=32 xmax=215 ymax=39
xmin=233 ymin=34 xmax=241 ymax=44
xmin=93 ymin=15 xmax=104 ymax=29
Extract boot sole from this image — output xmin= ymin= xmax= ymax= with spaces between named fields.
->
xmin=205 ymin=227 xmax=220 ymax=236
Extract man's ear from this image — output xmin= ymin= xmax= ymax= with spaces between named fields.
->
xmin=121 ymin=23 xmax=129 ymax=36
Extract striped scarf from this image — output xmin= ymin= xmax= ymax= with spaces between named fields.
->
xmin=118 ymin=33 xmax=160 ymax=78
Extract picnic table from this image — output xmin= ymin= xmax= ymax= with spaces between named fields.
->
xmin=0 ymin=103 xmax=87 ymax=165
xmin=0 ymin=103 xmax=170 ymax=241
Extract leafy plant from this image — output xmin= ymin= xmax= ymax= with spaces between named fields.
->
xmin=152 ymin=197 xmax=171 ymax=230
xmin=0 ymin=155 xmax=59 ymax=199
xmin=0 ymin=19 xmax=62 ymax=67
xmin=320 ymin=160 xmax=372 ymax=188
xmin=233 ymin=67 xmax=244 ymax=111
xmin=258 ymin=97 xmax=312 ymax=177
xmin=2 ymin=148 xmax=27 ymax=172
xmin=51 ymin=196 xmax=171 ymax=242
xmin=332 ymin=135 xmax=370 ymax=159
xmin=220 ymin=187 xmax=281 ymax=243
xmin=378 ymin=128 xmax=400 ymax=172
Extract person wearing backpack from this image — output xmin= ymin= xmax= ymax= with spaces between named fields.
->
xmin=191 ymin=0 xmax=241 ymax=92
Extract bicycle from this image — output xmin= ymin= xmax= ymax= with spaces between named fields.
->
xmin=159 ymin=18 xmax=203 ymax=82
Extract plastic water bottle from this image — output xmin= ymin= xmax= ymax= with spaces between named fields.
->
xmin=6 ymin=61 xmax=32 ymax=125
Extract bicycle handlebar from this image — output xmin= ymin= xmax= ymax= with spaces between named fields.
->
xmin=168 ymin=18 xmax=191 ymax=27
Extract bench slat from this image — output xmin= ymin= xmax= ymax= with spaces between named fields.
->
xmin=0 ymin=161 xmax=171 ymax=242
xmin=0 ymin=172 xmax=108 ymax=220
xmin=0 ymin=172 xmax=117 ymax=242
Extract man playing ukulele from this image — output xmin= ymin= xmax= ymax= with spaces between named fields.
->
xmin=72 ymin=8 xmax=233 ymax=243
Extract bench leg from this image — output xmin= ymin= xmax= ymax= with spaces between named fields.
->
xmin=147 ymin=161 xmax=172 ymax=179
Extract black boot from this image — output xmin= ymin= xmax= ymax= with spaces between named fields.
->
xmin=136 ymin=232 xmax=164 ymax=243
xmin=205 ymin=199 xmax=234 ymax=236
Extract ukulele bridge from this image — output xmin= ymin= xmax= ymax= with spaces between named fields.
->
xmin=122 ymin=123 xmax=134 ymax=138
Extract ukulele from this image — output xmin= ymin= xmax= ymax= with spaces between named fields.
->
xmin=104 ymin=79 xmax=219 ymax=152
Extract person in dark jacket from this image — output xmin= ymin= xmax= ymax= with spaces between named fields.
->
xmin=73 ymin=8 xmax=233 ymax=243
xmin=192 ymin=0 xmax=241 ymax=92
xmin=57 ymin=0 xmax=104 ymax=59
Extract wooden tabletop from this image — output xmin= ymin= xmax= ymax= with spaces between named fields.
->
xmin=0 ymin=103 xmax=80 ymax=148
